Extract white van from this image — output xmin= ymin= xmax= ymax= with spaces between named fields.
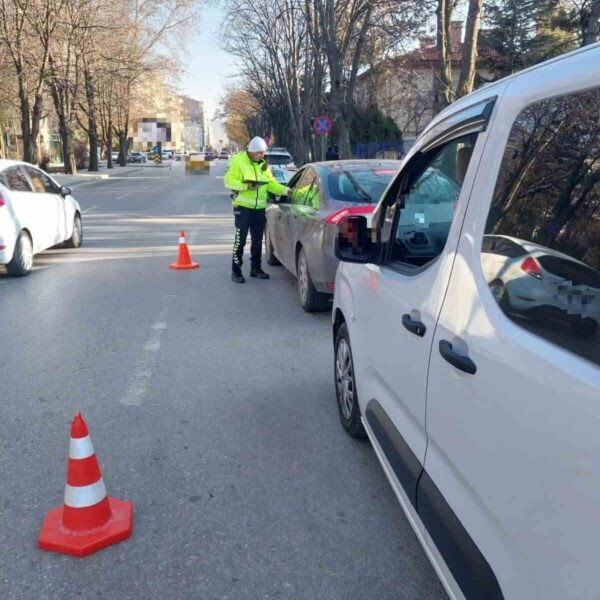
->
xmin=332 ymin=43 xmax=600 ymax=599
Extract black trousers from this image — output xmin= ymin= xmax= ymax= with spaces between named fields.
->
xmin=232 ymin=206 xmax=266 ymax=270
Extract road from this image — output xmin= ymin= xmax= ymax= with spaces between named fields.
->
xmin=0 ymin=160 xmax=446 ymax=600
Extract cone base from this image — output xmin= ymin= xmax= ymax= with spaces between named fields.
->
xmin=169 ymin=262 xmax=199 ymax=270
xmin=38 ymin=497 xmax=132 ymax=557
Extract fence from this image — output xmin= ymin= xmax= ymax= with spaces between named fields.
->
xmin=350 ymin=140 xmax=405 ymax=160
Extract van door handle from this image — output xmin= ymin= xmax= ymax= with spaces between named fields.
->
xmin=402 ymin=314 xmax=426 ymax=337
xmin=438 ymin=340 xmax=477 ymax=375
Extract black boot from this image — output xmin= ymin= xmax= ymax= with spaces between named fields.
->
xmin=250 ymin=267 xmax=270 ymax=279
xmin=231 ymin=266 xmax=245 ymax=284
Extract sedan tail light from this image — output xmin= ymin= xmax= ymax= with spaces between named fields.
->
xmin=521 ymin=256 xmax=542 ymax=279
xmin=0 ymin=192 xmax=5 ymax=208
xmin=324 ymin=204 xmax=375 ymax=225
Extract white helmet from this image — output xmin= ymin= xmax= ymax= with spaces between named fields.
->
xmin=247 ymin=136 xmax=268 ymax=152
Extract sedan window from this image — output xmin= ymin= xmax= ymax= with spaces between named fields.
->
xmin=2 ymin=167 xmax=32 ymax=192
xmin=327 ymin=165 xmax=397 ymax=204
xmin=25 ymin=166 xmax=56 ymax=193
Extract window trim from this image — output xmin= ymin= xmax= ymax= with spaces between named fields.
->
xmin=420 ymin=96 xmax=496 ymax=154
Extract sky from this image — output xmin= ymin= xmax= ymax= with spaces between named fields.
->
xmin=179 ymin=4 xmax=237 ymax=146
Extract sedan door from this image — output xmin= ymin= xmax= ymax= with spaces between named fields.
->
xmin=24 ymin=166 xmax=66 ymax=246
xmin=273 ymin=168 xmax=317 ymax=272
xmin=0 ymin=166 xmax=45 ymax=251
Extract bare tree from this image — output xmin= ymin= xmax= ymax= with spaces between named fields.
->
xmin=435 ymin=0 xmax=454 ymax=111
xmin=0 ymin=0 xmax=64 ymax=163
xmin=457 ymin=0 xmax=484 ymax=98
xmin=312 ymin=0 xmax=374 ymax=158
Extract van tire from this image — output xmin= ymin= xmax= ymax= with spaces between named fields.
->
xmin=334 ymin=322 xmax=366 ymax=439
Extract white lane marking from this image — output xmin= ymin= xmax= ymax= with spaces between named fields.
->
xmin=81 ymin=206 xmax=97 ymax=213
xmin=64 ymin=479 xmax=107 ymax=508
xmin=69 ymin=435 xmax=95 ymax=459
xmin=116 ymin=193 xmax=131 ymax=200
xmin=120 ymin=304 xmax=169 ymax=406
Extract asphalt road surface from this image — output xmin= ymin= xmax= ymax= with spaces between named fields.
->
xmin=0 ymin=160 xmax=447 ymax=600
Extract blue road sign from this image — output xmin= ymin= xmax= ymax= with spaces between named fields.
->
xmin=313 ymin=115 xmax=333 ymax=136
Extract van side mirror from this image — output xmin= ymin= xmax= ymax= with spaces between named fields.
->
xmin=60 ymin=186 xmax=72 ymax=197
xmin=335 ymin=215 xmax=371 ymax=263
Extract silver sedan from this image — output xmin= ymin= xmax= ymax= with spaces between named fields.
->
xmin=265 ymin=160 xmax=401 ymax=312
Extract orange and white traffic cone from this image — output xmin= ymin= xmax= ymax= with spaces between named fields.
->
xmin=169 ymin=229 xmax=199 ymax=270
xmin=38 ymin=413 xmax=132 ymax=557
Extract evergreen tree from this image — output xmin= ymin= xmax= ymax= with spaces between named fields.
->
xmin=350 ymin=105 xmax=402 ymax=144
xmin=484 ymin=0 xmax=577 ymax=78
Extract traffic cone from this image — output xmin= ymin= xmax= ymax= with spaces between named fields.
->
xmin=38 ymin=413 xmax=132 ymax=557
xmin=170 ymin=229 xmax=199 ymax=270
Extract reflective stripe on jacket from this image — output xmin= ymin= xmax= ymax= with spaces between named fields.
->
xmin=224 ymin=151 xmax=288 ymax=209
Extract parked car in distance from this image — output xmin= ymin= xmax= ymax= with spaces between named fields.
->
xmin=332 ymin=43 xmax=600 ymax=600
xmin=218 ymin=149 xmax=229 ymax=159
xmin=265 ymin=148 xmax=296 ymax=181
xmin=128 ymin=152 xmax=147 ymax=163
xmin=265 ymin=160 xmax=400 ymax=311
xmin=0 ymin=160 xmax=82 ymax=275
xmin=110 ymin=151 xmax=119 ymax=162
xmin=204 ymin=150 xmax=215 ymax=161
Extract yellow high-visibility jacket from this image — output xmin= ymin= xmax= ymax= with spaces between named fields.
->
xmin=224 ymin=151 xmax=288 ymax=209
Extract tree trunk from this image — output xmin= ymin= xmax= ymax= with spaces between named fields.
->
xmin=436 ymin=0 xmax=453 ymax=112
xmin=106 ymin=117 xmax=113 ymax=168
xmin=85 ymin=70 xmax=99 ymax=171
xmin=118 ymin=130 xmax=127 ymax=166
xmin=581 ymin=0 xmax=600 ymax=46
xmin=17 ymin=73 xmax=35 ymax=164
xmin=59 ymin=116 xmax=76 ymax=174
xmin=457 ymin=0 xmax=483 ymax=98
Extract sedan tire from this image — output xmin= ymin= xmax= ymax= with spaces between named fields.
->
xmin=334 ymin=322 xmax=366 ymax=439
xmin=6 ymin=230 xmax=33 ymax=276
xmin=265 ymin=228 xmax=280 ymax=266
xmin=297 ymin=247 xmax=329 ymax=313
xmin=64 ymin=213 xmax=83 ymax=248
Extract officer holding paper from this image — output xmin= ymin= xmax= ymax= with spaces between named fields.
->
xmin=224 ymin=136 xmax=291 ymax=284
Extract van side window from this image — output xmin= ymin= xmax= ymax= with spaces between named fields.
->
xmin=388 ymin=134 xmax=477 ymax=269
xmin=481 ymin=87 xmax=600 ymax=365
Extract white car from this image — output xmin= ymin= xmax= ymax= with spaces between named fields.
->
xmin=0 ymin=160 xmax=82 ymax=276
xmin=481 ymin=234 xmax=599 ymax=338
xmin=265 ymin=148 xmax=296 ymax=181
xmin=332 ymin=43 xmax=599 ymax=599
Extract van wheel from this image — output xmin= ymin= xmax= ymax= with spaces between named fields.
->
xmin=334 ymin=322 xmax=366 ymax=439
xmin=265 ymin=228 xmax=280 ymax=266
xmin=64 ymin=213 xmax=82 ymax=248
xmin=571 ymin=317 xmax=597 ymax=338
xmin=297 ymin=248 xmax=329 ymax=312
xmin=6 ymin=231 xmax=33 ymax=276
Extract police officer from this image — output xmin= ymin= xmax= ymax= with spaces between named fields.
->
xmin=224 ymin=137 xmax=291 ymax=283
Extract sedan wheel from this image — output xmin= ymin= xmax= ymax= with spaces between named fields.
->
xmin=265 ymin=228 xmax=280 ymax=266
xmin=297 ymin=248 xmax=329 ymax=313
xmin=65 ymin=213 xmax=83 ymax=248
xmin=6 ymin=231 xmax=33 ymax=276
xmin=334 ymin=322 xmax=366 ymax=438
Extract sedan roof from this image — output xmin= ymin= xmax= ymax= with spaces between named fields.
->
xmin=0 ymin=159 xmax=32 ymax=171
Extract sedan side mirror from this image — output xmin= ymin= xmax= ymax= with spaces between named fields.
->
xmin=335 ymin=215 xmax=372 ymax=263
xmin=60 ymin=185 xmax=72 ymax=197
